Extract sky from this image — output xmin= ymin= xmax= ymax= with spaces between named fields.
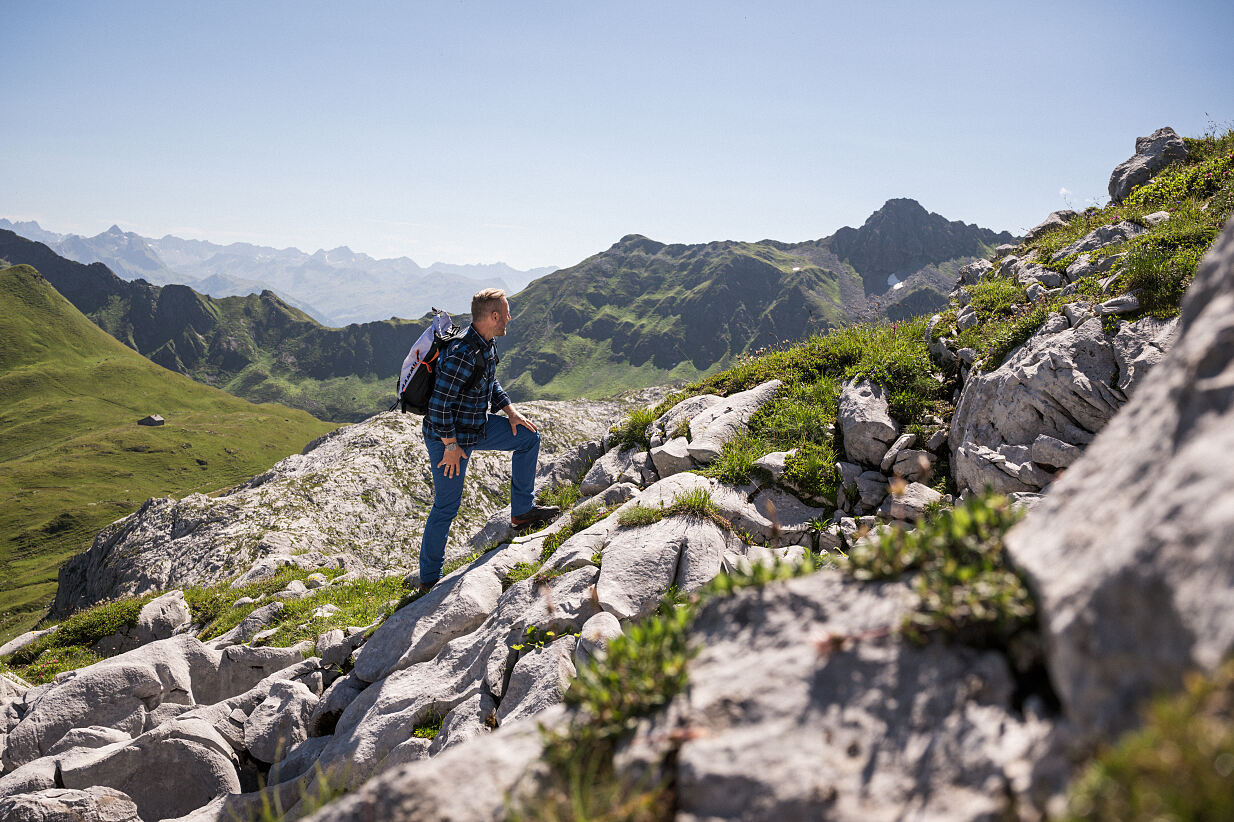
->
xmin=3 ymin=0 xmax=1232 ymax=270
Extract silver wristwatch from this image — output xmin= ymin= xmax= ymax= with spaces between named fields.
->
xmin=445 ymin=442 xmax=460 ymax=452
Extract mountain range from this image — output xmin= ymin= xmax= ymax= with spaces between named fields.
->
xmin=0 ymin=220 xmax=556 ymax=327
xmin=0 ymin=199 xmax=1014 ymax=419
xmin=498 ymin=199 xmax=1014 ymax=398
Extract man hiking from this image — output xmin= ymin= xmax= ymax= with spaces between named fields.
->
xmin=418 ymin=287 xmax=559 ymax=592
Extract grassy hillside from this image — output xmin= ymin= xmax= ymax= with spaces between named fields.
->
xmin=0 ymin=264 xmax=335 ymax=643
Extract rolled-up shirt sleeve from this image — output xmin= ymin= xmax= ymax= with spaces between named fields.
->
xmin=426 ymin=344 xmax=472 ymax=439
xmin=490 ymin=378 xmax=511 ymax=413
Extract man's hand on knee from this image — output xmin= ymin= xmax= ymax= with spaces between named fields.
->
xmin=438 ymin=440 xmax=467 ymax=478
xmin=503 ymin=405 xmax=538 ymax=436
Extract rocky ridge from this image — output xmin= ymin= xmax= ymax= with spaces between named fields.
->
xmin=1 ymin=126 xmax=1230 ymax=820
xmin=51 ymin=396 xmax=657 ymax=617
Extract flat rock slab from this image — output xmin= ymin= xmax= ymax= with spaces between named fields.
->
xmin=686 ymin=380 xmax=782 ymax=463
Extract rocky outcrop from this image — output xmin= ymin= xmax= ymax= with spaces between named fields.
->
xmin=1005 ymin=218 xmax=1234 ymax=740
xmin=1108 ymin=126 xmax=1188 ymax=204
xmin=638 ymin=572 xmax=1065 ymax=820
xmin=950 ymin=312 xmax=1176 ymax=494
xmin=53 ymin=400 xmax=634 ymax=614
xmin=0 ymin=785 xmax=140 ymax=821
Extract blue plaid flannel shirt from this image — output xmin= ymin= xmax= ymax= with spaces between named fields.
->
xmin=422 ymin=325 xmax=511 ymax=448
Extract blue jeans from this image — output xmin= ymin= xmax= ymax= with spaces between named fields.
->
xmin=420 ymin=414 xmax=540 ymax=585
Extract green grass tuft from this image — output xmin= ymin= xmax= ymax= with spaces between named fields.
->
xmin=1066 ymin=657 xmax=1234 ymax=821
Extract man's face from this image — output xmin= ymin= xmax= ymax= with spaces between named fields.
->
xmin=491 ymin=297 xmax=511 ymax=337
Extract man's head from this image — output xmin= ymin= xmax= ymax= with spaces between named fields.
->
xmin=471 ymin=288 xmax=511 ymax=340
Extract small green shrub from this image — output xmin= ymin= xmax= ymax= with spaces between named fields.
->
xmin=7 ymin=594 xmax=153 ymax=667
xmin=781 ymin=441 xmax=839 ymax=502
xmin=1067 ymin=658 xmax=1234 ymax=821
xmin=843 ymin=494 xmax=1033 ymax=647
xmin=701 ymin=434 xmax=765 ymax=485
xmin=616 ymin=488 xmax=726 ymax=530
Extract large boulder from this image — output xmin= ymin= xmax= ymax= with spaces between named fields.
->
xmin=1108 ymin=126 xmax=1188 ymax=204
xmin=838 ymin=379 xmax=899 ymax=467
xmin=1005 ymin=219 xmax=1234 ymax=740
xmin=2 ymin=636 xmax=306 ymax=771
xmin=353 ymin=566 xmax=503 ymax=683
xmin=243 ymin=679 xmax=319 ymax=764
xmin=57 ymin=718 xmax=240 ymax=822
xmin=299 ymin=715 xmax=551 ymax=822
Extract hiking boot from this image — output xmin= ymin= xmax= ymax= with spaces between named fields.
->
xmin=510 ymin=504 xmax=561 ymax=529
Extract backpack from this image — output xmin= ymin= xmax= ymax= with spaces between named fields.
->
xmin=393 ymin=310 xmax=486 ymax=414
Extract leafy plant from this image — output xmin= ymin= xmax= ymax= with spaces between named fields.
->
xmin=843 ymin=494 xmax=1032 ymax=647
xmin=538 ymin=480 xmax=582 ymax=512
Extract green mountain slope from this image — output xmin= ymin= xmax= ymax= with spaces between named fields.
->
xmin=0 ymin=230 xmax=415 ymax=421
xmin=0 ymin=264 xmax=335 ymax=642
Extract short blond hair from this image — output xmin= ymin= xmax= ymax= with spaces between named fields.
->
xmin=471 ymin=288 xmax=507 ymax=321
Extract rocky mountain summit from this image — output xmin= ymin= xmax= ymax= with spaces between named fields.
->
xmin=1 ymin=126 xmax=1231 ymax=821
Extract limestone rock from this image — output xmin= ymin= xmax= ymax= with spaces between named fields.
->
xmin=649 ymin=437 xmax=694 ymax=478
xmin=955 ymin=304 xmax=978 ymax=331
xmin=658 ymin=571 xmax=1064 ymax=821
xmin=597 ymin=517 xmax=727 ymax=619
xmin=1111 ymin=315 xmax=1179 ymax=392
xmin=209 ymin=602 xmax=285 ymax=648
xmin=1108 ymin=126 xmax=1188 ymax=204
xmin=956 ymin=258 xmax=992 ymax=286
xmin=298 ymin=716 xmax=550 ymax=822
xmin=0 ymin=629 xmax=57 ymax=659
xmin=1030 ymin=434 xmax=1081 ymax=470
xmin=876 ymin=482 xmax=942 ymax=521
xmin=55 ymin=718 xmax=239 ymax=821
xmin=951 ymin=317 xmax=1125 ymax=494
xmin=427 ymin=690 xmax=497 ymax=755
xmin=580 ymin=446 xmax=641 ymax=496
xmin=0 ymin=786 xmax=140 ymax=822
xmin=879 ymin=433 xmax=916 ymax=472
xmin=574 ymin=612 xmax=623 ymax=670
xmin=353 ymin=565 xmax=503 ymax=683
xmin=890 ymin=449 xmax=935 ymax=483
xmin=838 ymin=380 xmax=900 ymax=466
xmin=495 ymin=636 xmax=577 ymax=725
xmin=1024 ymin=209 xmax=1078 ymax=242
xmin=1005 ymin=218 xmax=1234 ymax=740
xmin=244 ymin=679 xmax=318 ymax=764
xmin=686 ymin=380 xmax=782 ymax=463
xmin=652 ymin=394 xmax=723 ymax=444
xmin=1051 ymin=221 xmax=1147 ymax=262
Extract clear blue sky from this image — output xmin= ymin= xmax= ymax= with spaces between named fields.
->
xmin=3 ymin=0 xmax=1231 ymax=270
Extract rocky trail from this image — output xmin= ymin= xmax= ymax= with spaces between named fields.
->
xmin=2 ymin=127 xmax=1232 ymax=821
